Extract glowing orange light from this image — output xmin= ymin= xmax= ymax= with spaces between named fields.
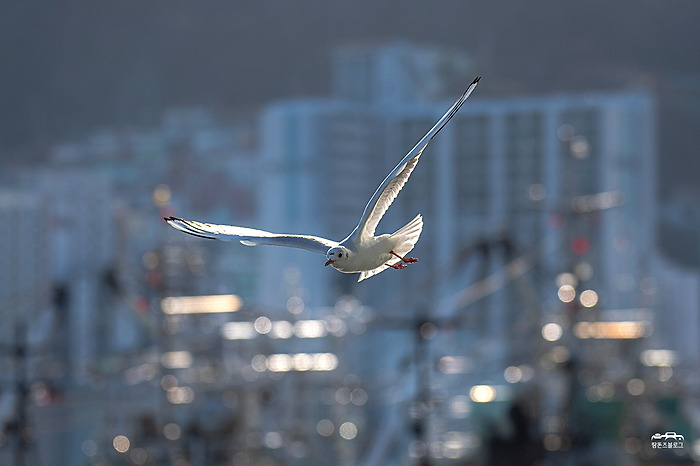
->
xmin=574 ymin=321 xmax=650 ymax=339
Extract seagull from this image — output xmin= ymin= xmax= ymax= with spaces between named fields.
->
xmin=165 ymin=76 xmax=480 ymax=281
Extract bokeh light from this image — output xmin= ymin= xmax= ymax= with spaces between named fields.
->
xmin=286 ymin=296 xmax=305 ymax=314
xmin=504 ymin=366 xmax=522 ymax=383
xmin=264 ymin=431 xmax=283 ymax=449
xmin=626 ymin=378 xmax=645 ymax=396
xmin=469 ymin=385 xmax=496 ymax=403
xmin=339 ymin=422 xmax=358 ymax=440
xmin=130 ymin=448 xmax=148 ymax=465
xmin=570 ymin=135 xmax=590 ymax=158
xmin=528 ymin=183 xmax=547 ymax=201
xmin=557 ymin=285 xmax=576 ymax=303
xmin=579 ymin=289 xmax=599 ymax=307
xmin=163 ymin=423 xmax=181 ymax=441
xmin=254 ymin=316 xmax=272 ymax=334
xmin=316 ymin=419 xmax=334 ymax=437
xmin=112 ymin=435 xmax=130 ymax=453
xmin=542 ymin=323 xmax=563 ymax=342
xmin=152 ymin=184 xmax=171 ymax=207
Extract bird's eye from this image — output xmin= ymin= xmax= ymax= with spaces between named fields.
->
xmin=338 ymin=253 xmax=343 ymax=258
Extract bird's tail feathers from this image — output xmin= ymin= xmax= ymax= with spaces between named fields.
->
xmin=357 ymin=214 xmax=423 ymax=282
xmin=391 ymin=214 xmax=423 ymax=253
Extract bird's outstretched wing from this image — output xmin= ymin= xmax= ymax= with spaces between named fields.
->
xmin=347 ymin=76 xmax=481 ymax=244
xmin=165 ymin=217 xmax=338 ymax=255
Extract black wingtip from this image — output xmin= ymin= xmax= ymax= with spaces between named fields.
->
xmin=472 ymin=76 xmax=481 ymax=84
xmin=163 ymin=216 xmax=218 ymax=240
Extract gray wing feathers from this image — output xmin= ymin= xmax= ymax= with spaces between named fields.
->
xmin=360 ymin=154 xmax=421 ymax=239
xmin=165 ymin=217 xmax=338 ymax=255
xmin=350 ymin=76 xmax=480 ymax=242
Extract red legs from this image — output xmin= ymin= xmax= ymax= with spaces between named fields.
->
xmin=391 ymin=250 xmax=418 ymax=263
xmin=385 ymin=250 xmax=419 ymax=269
xmin=386 ymin=262 xmax=408 ymax=269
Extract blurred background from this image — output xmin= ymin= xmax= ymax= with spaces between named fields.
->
xmin=1 ymin=1 xmax=700 ymax=465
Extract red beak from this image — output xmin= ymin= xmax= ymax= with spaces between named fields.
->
xmin=325 ymin=259 xmax=335 ymax=266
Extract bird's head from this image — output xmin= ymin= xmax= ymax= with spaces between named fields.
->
xmin=325 ymin=247 xmax=350 ymax=267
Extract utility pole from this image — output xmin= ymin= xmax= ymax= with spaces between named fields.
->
xmin=2 ymin=322 xmax=31 ymax=466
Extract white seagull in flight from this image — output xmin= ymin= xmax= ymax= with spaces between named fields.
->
xmin=166 ymin=76 xmax=480 ymax=281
